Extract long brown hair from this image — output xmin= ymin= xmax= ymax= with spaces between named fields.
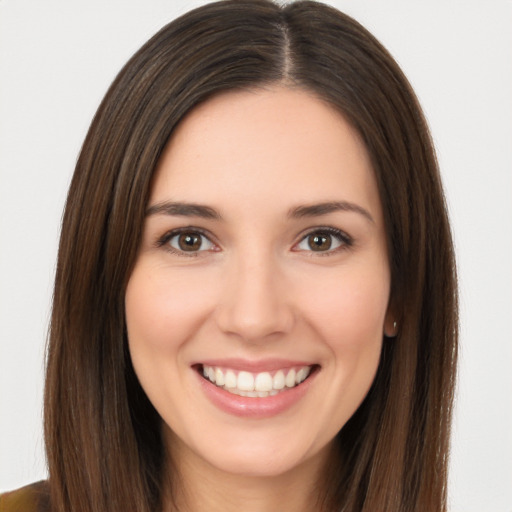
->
xmin=44 ymin=1 xmax=458 ymax=511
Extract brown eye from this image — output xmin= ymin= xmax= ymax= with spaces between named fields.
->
xmin=295 ymin=229 xmax=349 ymax=254
xmin=178 ymin=233 xmax=202 ymax=251
xmin=308 ymin=233 xmax=332 ymax=251
xmin=167 ymin=231 xmax=214 ymax=253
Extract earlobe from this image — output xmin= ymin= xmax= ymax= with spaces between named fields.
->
xmin=383 ymin=310 xmax=398 ymax=338
xmin=384 ymin=320 xmax=398 ymax=338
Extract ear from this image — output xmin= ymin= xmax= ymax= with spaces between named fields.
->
xmin=383 ymin=305 xmax=398 ymax=338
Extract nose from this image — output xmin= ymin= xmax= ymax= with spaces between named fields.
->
xmin=215 ymin=253 xmax=294 ymax=343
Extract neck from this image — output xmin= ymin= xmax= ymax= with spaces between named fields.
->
xmin=162 ymin=437 xmax=331 ymax=512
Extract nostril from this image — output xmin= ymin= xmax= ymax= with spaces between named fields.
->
xmin=214 ymin=275 xmax=295 ymax=341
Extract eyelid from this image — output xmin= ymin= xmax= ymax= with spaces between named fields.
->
xmin=292 ymin=226 xmax=353 ymax=254
xmin=156 ymin=227 xmax=219 ymax=256
xmin=154 ymin=225 xmax=352 ymax=256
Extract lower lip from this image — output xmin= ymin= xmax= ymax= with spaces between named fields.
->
xmin=196 ymin=368 xmax=317 ymax=418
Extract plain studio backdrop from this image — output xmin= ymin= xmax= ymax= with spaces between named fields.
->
xmin=1 ymin=1 xmax=511 ymax=511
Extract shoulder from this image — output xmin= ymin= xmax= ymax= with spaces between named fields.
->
xmin=0 ymin=481 xmax=51 ymax=512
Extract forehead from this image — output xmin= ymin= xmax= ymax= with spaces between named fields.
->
xmin=150 ymin=87 xmax=381 ymax=221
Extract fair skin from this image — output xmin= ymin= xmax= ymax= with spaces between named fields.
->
xmin=125 ymin=87 xmax=394 ymax=512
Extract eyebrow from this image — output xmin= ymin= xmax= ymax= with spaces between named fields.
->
xmin=145 ymin=200 xmax=374 ymax=223
xmin=146 ymin=201 xmax=222 ymax=220
xmin=288 ymin=201 xmax=374 ymax=224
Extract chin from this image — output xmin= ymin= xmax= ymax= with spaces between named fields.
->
xmin=165 ymin=421 xmax=330 ymax=480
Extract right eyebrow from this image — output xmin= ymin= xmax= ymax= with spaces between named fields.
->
xmin=288 ymin=200 xmax=375 ymax=224
xmin=145 ymin=201 xmax=222 ymax=220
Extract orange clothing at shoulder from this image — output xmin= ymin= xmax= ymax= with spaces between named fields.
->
xmin=0 ymin=481 xmax=50 ymax=512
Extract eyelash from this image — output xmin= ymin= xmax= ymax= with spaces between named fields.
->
xmin=155 ymin=226 xmax=353 ymax=257
xmin=156 ymin=227 xmax=216 ymax=257
xmin=294 ymin=227 xmax=353 ymax=256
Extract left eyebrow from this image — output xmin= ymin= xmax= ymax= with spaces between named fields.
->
xmin=288 ymin=201 xmax=374 ymax=224
xmin=145 ymin=201 xmax=222 ymax=220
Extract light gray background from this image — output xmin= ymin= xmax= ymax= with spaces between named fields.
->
xmin=1 ymin=1 xmax=511 ymax=511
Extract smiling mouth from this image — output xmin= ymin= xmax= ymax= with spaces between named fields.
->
xmin=197 ymin=364 xmax=317 ymax=397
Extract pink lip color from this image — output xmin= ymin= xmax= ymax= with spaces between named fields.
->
xmin=196 ymin=366 xmax=317 ymax=419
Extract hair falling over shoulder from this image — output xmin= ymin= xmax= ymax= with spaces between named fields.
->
xmin=44 ymin=1 xmax=457 ymax=511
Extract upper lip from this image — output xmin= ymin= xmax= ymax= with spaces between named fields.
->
xmin=193 ymin=358 xmax=317 ymax=373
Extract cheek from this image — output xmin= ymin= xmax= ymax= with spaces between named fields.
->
xmin=125 ymin=264 xmax=215 ymax=354
xmin=301 ymin=264 xmax=390 ymax=348
xmin=125 ymin=269 xmax=172 ymax=389
xmin=124 ymin=264 xmax=214 ymax=424
xmin=298 ymin=267 xmax=389 ymax=430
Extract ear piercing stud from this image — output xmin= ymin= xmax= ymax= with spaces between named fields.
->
xmin=385 ymin=320 xmax=398 ymax=338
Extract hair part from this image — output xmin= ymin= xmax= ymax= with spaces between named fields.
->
xmin=44 ymin=1 xmax=457 ymax=511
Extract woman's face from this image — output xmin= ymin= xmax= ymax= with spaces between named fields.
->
xmin=125 ymin=87 xmax=393 ymax=478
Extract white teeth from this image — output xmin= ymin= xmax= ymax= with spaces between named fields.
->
xmin=237 ymin=371 xmax=254 ymax=391
xmin=296 ymin=367 xmax=310 ymax=384
xmin=215 ymin=367 xmax=224 ymax=386
xmin=254 ymin=372 xmax=273 ymax=392
xmin=224 ymin=370 xmax=237 ymax=389
xmin=201 ymin=365 xmax=313 ymax=396
xmin=285 ymin=369 xmax=296 ymax=388
xmin=273 ymin=370 xmax=285 ymax=390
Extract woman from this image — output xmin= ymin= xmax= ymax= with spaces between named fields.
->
xmin=1 ymin=0 xmax=457 ymax=511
